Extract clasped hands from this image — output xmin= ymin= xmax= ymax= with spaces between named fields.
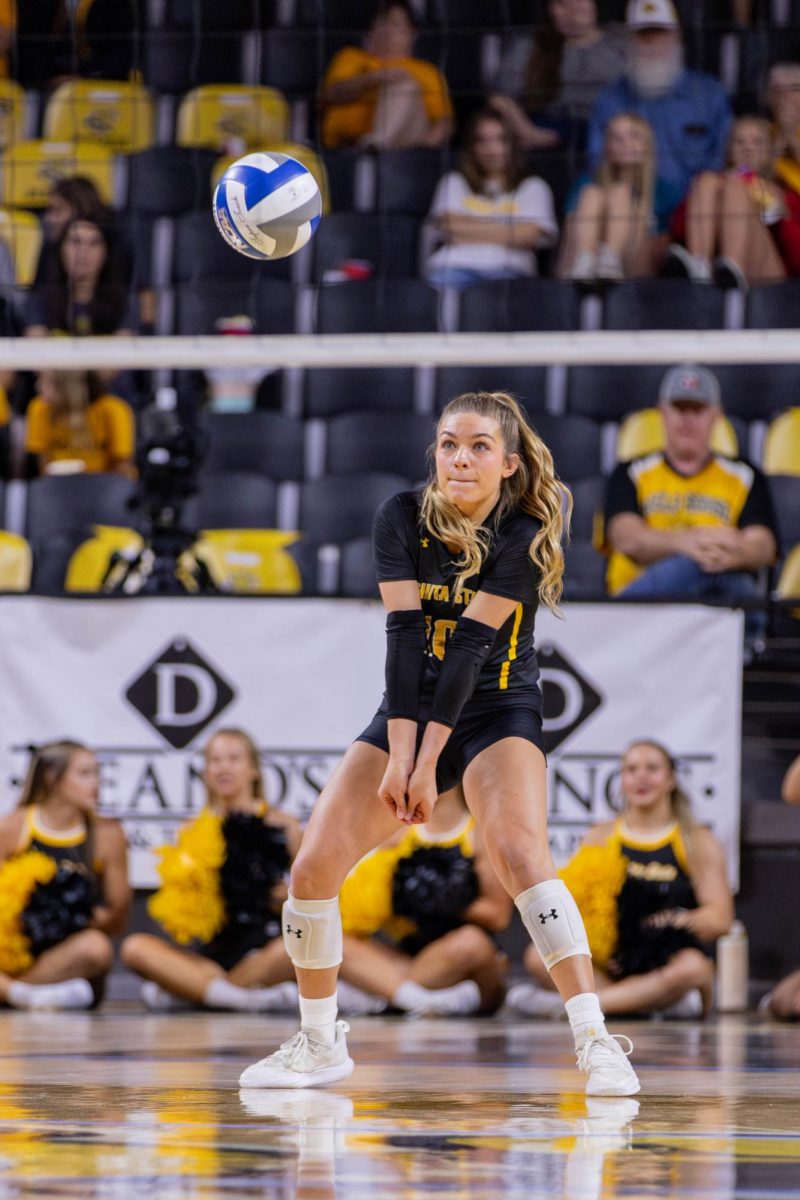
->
xmin=679 ymin=526 xmax=744 ymax=574
xmin=378 ymin=757 xmax=437 ymax=825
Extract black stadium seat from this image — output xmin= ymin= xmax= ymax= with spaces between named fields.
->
xmin=339 ymin=537 xmax=380 ymax=598
xmin=748 ymin=281 xmax=800 ymax=329
xmin=312 ymin=213 xmax=420 ymax=282
xmin=173 ymin=278 xmax=296 ymax=335
xmin=125 ymin=146 xmax=218 ymax=217
xmin=314 ymin=280 xmax=441 ymax=333
xmin=567 ymin=364 xmax=670 ymax=422
xmin=435 ymin=365 xmax=549 ymax=412
xmin=203 ymin=412 xmax=305 ymax=481
xmin=187 ymin=471 xmax=278 ymax=529
xmin=25 ymin=474 xmax=136 ymax=544
xmin=324 ymin=412 xmax=432 ymax=478
xmin=298 ymin=473 xmax=410 ymax=542
xmin=529 ymin=413 xmax=602 ymax=482
xmin=768 ymin=475 xmax=800 ymax=555
xmin=303 ymin=367 xmax=416 ymax=417
xmin=603 ymin=280 xmax=726 ymax=330
xmin=374 ymin=149 xmax=448 ymax=217
xmin=459 ymin=279 xmax=580 ymax=332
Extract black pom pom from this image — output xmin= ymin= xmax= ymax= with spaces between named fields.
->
xmin=391 ymin=845 xmax=479 ymax=941
xmin=220 ymin=813 xmax=290 ymax=931
xmin=611 ymin=874 xmax=702 ymax=978
xmin=23 ymin=865 xmax=95 ymax=957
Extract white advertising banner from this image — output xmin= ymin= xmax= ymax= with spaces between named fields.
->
xmin=0 ymin=598 xmax=743 ymax=887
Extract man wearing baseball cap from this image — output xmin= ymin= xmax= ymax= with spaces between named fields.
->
xmin=587 ymin=0 xmax=731 ymax=197
xmin=603 ymin=364 xmax=777 ymax=626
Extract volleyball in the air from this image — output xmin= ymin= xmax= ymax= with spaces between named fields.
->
xmin=212 ymin=151 xmax=322 ymax=261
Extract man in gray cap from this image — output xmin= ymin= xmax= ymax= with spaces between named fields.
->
xmin=603 ymin=364 xmax=777 ymax=622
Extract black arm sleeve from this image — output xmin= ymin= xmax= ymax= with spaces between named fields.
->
xmin=373 ymin=494 xmax=417 ymax=582
xmin=429 ymin=617 xmax=497 ymax=730
xmin=385 ymin=609 xmax=428 ymax=721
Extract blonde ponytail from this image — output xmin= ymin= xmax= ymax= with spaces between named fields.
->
xmin=420 ymin=391 xmax=571 ymax=610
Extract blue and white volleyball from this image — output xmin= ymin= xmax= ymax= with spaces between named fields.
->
xmin=212 ymin=151 xmax=322 ymax=261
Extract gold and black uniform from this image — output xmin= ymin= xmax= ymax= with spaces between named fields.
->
xmin=18 ymin=805 xmax=98 ymax=885
xmin=358 ymin=490 xmax=545 ymax=792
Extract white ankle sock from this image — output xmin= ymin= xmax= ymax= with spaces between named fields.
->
xmin=7 ymin=978 xmax=93 ymax=1011
xmin=392 ymin=979 xmax=481 ymax=1015
xmin=299 ymin=993 xmax=338 ymax=1046
xmin=565 ymin=992 xmax=607 ymax=1047
xmin=203 ymin=977 xmax=298 ymax=1013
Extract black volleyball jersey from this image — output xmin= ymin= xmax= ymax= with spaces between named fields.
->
xmin=373 ymin=490 xmax=543 ymax=696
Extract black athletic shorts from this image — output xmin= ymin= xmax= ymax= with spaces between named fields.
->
xmin=357 ymin=690 xmax=545 ymax=795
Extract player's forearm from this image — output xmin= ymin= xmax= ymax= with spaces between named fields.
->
xmin=414 ymin=721 xmax=452 ymax=772
xmin=387 ymin=717 xmax=418 ymax=765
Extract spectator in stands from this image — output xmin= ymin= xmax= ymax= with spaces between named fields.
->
xmin=33 ymin=177 xmax=112 ymax=289
xmin=320 ymin=1 xmax=453 ymax=151
xmin=24 ymin=215 xmax=135 ymax=339
xmin=338 ymin=786 xmax=511 ymax=1016
xmin=0 ymin=740 xmax=130 ymax=1011
xmin=603 ymin=364 xmax=778 ymax=628
xmin=587 ymin=0 xmax=731 ymax=198
xmin=666 ymin=116 xmax=800 ymax=287
xmin=489 ymin=0 xmax=627 ymax=151
xmin=121 ymin=729 xmax=302 ymax=1013
xmin=25 ymin=370 xmax=135 ymax=477
xmin=0 ymin=0 xmax=15 ymax=78
xmin=782 ymin=754 xmax=800 ymax=805
xmin=507 ymin=738 xmax=733 ymax=1019
xmin=424 ymin=109 xmax=558 ymax=289
xmin=560 ymin=111 xmax=682 ymax=281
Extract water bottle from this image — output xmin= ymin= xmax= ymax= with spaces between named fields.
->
xmin=716 ymin=920 xmax=749 ymax=1012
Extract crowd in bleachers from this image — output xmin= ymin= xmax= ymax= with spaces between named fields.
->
xmin=0 ymin=0 xmax=796 ymax=613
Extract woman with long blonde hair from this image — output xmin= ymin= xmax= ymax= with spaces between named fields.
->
xmin=509 ymin=739 xmax=733 ymax=1020
xmin=239 ymin=391 xmax=641 ymax=1098
xmin=561 ymin=112 xmax=681 ymax=281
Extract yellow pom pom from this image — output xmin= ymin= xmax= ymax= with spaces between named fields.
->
xmin=148 ymin=810 xmax=226 ymax=945
xmin=0 ymin=851 xmax=58 ymax=976
xmin=560 ymin=842 xmax=628 ymax=970
xmin=340 ymin=833 xmax=421 ymax=939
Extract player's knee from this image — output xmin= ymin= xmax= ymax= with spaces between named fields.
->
xmin=282 ymin=894 xmax=342 ymax=969
xmin=289 ymin=854 xmax=339 ymax=901
xmin=74 ymin=929 xmax=114 ymax=976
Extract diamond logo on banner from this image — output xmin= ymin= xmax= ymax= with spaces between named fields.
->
xmin=539 ymin=643 xmax=603 ymax=753
xmin=125 ymin=638 xmax=235 ymax=749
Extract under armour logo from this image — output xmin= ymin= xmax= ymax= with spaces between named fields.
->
xmin=420 ymin=538 xmax=429 ymax=548
xmin=538 ymin=909 xmax=558 ymax=923
xmin=285 ymin=924 xmax=303 ymax=938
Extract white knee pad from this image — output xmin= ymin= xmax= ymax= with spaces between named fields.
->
xmin=515 ymin=879 xmax=591 ymax=970
xmin=282 ymin=893 xmax=343 ymax=970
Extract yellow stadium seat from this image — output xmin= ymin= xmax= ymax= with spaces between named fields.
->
xmin=0 ymin=532 xmax=32 ymax=592
xmin=212 ymin=142 xmax=331 ymax=214
xmin=0 ymin=140 xmax=115 ymax=209
xmin=193 ymin=529 xmax=302 ymax=594
xmin=0 ymin=80 xmax=26 ymax=151
xmin=0 ymin=208 xmax=43 ymax=286
xmin=66 ymin=525 xmax=143 ymax=592
xmin=762 ymin=409 xmax=800 ymax=476
xmin=616 ymin=407 xmax=739 ymax=461
xmin=176 ymin=85 xmax=289 ymax=152
xmin=43 ymin=80 xmax=155 ymax=153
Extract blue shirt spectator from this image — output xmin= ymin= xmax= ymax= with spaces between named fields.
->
xmin=587 ymin=0 xmax=731 ymax=198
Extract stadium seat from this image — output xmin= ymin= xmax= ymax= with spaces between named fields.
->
xmin=312 ymin=213 xmax=420 ymax=281
xmin=616 ymin=408 xmax=740 ymax=461
xmin=567 ymin=364 xmax=670 ymax=422
xmin=528 ymin=413 xmax=601 ymax=481
xmin=125 ymin=146 xmax=218 ymax=216
xmin=339 ymin=536 xmax=380 ymax=598
xmin=25 ymin=475 xmax=136 ymax=546
xmin=775 ymin=545 xmax=800 ymax=602
xmin=748 ymin=280 xmax=800 ymax=329
xmin=563 ymin=540 xmax=607 ymax=600
xmin=298 ymin=472 xmax=410 ymax=542
xmin=202 ymin=412 xmax=305 ymax=481
xmin=569 ymin=475 xmax=606 ymax=542
xmin=171 ymin=210 xmax=285 ymax=283
xmin=0 ymin=80 xmax=26 ymax=151
xmin=176 ymin=85 xmax=290 ymax=152
xmin=303 ymin=367 xmax=416 ymax=416
xmin=172 ymin=278 xmax=296 ymax=335
xmin=459 ymin=279 xmax=581 ymax=332
xmin=690 ymin=363 xmax=800 ymax=422
xmin=257 ymin=29 xmax=323 ymax=96
xmin=415 ymin=30 xmax=486 ymax=103
xmin=0 ymin=209 xmax=42 ymax=287
xmin=768 ymin=475 xmax=800 ymax=554
xmin=435 ymin=365 xmax=549 ymax=412
xmin=374 ymin=149 xmax=448 ymax=216
xmin=294 ymin=1 xmax=368 ymax=28
xmin=603 ymin=280 xmax=726 ymax=330
xmin=187 ymin=471 xmax=278 ymax=529
xmin=429 ymin=0 xmax=514 ymax=28
xmin=321 ymin=150 xmax=360 ymax=213
xmin=42 ymin=80 xmax=155 ymax=154
xmin=143 ymin=32 xmax=246 ymax=93
xmin=762 ymin=410 xmax=800 ymax=476
xmin=0 ymin=141 xmax=115 ymax=209
xmin=314 ymin=279 xmax=441 ymax=333
xmin=324 ymin=412 xmax=432 ymax=478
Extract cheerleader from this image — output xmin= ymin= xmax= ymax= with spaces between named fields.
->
xmin=338 ymin=785 xmax=511 ymax=1015
xmin=122 ymin=728 xmax=302 ymax=1012
xmin=508 ymin=739 xmax=734 ymax=1019
xmin=0 ymin=740 xmax=130 ymax=1010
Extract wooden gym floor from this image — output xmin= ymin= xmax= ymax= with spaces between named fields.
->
xmin=0 ymin=1008 xmax=798 ymax=1198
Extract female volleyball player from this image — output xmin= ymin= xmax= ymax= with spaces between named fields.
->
xmin=240 ymin=391 xmax=641 ymax=1096
xmin=0 ymin=740 xmax=130 ymax=1010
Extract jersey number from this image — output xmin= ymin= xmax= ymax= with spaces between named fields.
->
xmin=425 ymin=616 xmax=457 ymax=660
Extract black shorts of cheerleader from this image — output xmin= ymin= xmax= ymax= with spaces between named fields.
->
xmin=357 ymin=689 xmax=545 ymax=795
xmin=201 ymin=919 xmax=280 ymax=973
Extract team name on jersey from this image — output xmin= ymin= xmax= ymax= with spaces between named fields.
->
xmin=642 ymin=491 xmax=733 ymax=522
xmin=418 ymin=581 xmax=476 ymax=605
xmin=627 ymin=860 xmax=678 ymax=883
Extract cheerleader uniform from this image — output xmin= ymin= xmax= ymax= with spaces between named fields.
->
xmin=16 ymin=805 xmax=98 ymax=890
xmin=609 ymin=819 xmax=706 ymax=979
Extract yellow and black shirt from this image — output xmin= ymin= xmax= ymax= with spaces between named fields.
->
xmin=604 ymin=451 xmax=777 ymax=594
xmin=17 ymin=805 xmax=97 ymax=882
xmin=374 ymin=490 xmax=543 ymax=697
